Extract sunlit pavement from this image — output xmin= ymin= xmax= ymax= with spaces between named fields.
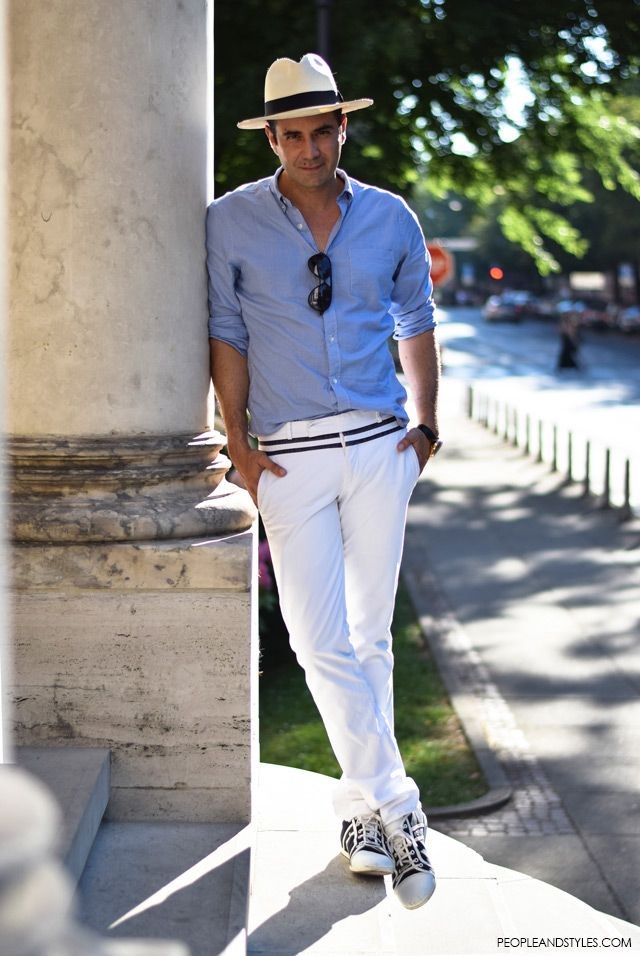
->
xmin=403 ymin=373 xmax=640 ymax=930
xmin=247 ymin=764 xmax=640 ymax=954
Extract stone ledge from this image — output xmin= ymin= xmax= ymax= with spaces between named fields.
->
xmin=12 ymin=531 xmax=254 ymax=591
xmin=10 ymin=429 xmax=256 ymax=543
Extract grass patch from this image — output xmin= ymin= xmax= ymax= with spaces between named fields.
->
xmin=259 ymin=579 xmax=487 ymax=807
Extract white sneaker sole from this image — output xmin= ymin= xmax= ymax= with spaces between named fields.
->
xmin=341 ymin=847 xmax=395 ymax=876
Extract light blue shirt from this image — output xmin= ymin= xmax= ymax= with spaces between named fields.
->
xmin=206 ymin=168 xmax=436 ymax=436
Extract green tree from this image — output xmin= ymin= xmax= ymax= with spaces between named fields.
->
xmin=215 ymin=0 xmax=640 ymax=273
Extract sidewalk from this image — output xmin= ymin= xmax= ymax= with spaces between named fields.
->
xmin=402 ymin=376 xmax=640 ymax=926
xmin=76 ymin=373 xmax=640 ymax=954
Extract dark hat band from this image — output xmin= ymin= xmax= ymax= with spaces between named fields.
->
xmin=264 ymin=89 xmax=344 ymax=116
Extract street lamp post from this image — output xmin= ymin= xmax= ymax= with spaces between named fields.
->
xmin=316 ymin=0 xmax=332 ymax=60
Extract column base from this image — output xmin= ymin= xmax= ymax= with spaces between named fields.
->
xmin=9 ymin=433 xmax=258 ymax=822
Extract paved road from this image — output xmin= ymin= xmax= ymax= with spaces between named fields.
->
xmin=438 ymin=306 xmax=640 ymax=511
xmin=439 ymin=305 xmax=640 ymax=386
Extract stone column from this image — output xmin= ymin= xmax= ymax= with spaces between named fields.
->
xmin=8 ymin=0 xmax=257 ymax=821
xmin=0 ymin=0 xmax=10 ymax=766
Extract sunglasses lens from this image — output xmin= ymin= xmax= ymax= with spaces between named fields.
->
xmin=309 ymin=283 xmax=332 ymax=312
xmin=310 ymin=255 xmax=331 ymax=280
xmin=307 ymin=253 xmax=332 ymax=314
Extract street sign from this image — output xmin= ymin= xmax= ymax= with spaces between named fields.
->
xmin=427 ymin=244 xmax=454 ymax=286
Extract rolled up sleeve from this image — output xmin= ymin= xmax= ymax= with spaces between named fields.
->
xmin=391 ymin=206 xmax=436 ymax=340
xmin=206 ymin=202 xmax=249 ymax=356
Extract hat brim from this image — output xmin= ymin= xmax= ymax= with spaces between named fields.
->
xmin=237 ymin=98 xmax=373 ymax=130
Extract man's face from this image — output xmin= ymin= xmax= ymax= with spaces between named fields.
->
xmin=265 ymin=113 xmax=347 ymax=192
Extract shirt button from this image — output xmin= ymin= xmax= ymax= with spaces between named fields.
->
xmin=332 ymin=377 xmax=338 ymax=383
xmin=297 ymin=223 xmax=303 ymax=230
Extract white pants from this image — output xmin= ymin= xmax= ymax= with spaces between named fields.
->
xmin=257 ymin=409 xmax=421 ymax=826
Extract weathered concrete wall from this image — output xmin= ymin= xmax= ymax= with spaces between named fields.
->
xmin=12 ymin=533 xmax=257 ymax=822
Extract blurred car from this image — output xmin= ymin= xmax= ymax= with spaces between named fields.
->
xmin=528 ymin=295 xmax=557 ymax=320
xmin=482 ymin=291 xmax=535 ymax=322
xmin=617 ymin=305 xmax=640 ymax=334
xmin=552 ymin=298 xmax=615 ymax=331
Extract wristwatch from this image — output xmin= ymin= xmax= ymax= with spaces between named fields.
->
xmin=417 ymin=423 xmax=443 ymax=457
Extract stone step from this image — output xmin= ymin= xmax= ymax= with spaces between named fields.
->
xmin=17 ymin=746 xmax=110 ymax=881
xmin=77 ymin=819 xmax=250 ymax=955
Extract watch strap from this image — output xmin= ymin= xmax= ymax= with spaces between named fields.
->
xmin=417 ymin=424 xmax=439 ymax=443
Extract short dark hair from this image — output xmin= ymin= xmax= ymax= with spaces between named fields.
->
xmin=267 ymin=109 xmax=343 ymax=138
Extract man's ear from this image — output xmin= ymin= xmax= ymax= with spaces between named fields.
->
xmin=339 ymin=115 xmax=348 ymax=145
xmin=264 ymin=124 xmax=278 ymax=154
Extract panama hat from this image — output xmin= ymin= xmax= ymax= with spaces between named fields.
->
xmin=237 ymin=53 xmax=373 ymax=130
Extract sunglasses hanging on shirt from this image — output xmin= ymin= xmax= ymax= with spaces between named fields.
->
xmin=308 ymin=252 xmax=332 ymax=314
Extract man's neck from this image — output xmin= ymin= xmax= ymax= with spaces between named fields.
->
xmin=278 ymin=171 xmax=343 ymax=213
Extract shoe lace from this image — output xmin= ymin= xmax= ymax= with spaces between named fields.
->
xmin=391 ymin=832 xmax=419 ymax=869
xmin=391 ymin=818 xmax=430 ymax=871
xmin=361 ymin=813 xmax=384 ymax=847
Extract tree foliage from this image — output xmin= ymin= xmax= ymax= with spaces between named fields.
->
xmin=214 ymin=0 xmax=640 ymax=272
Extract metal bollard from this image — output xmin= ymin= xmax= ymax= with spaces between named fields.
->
xmin=621 ymin=459 xmax=632 ymax=521
xmin=584 ymin=440 xmax=591 ymax=497
xmin=512 ymin=408 xmax=519 ymax=447
xmin=602 ymin=448 xmax=611 ymax=508
xmin=537 ymin=420 xmax=543 ymax=464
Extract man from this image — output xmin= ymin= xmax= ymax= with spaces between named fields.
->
xmin=207 ymin=53 xmax=441 ymax=910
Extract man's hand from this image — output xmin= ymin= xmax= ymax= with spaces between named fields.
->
xmin=228 ymin=441 xmax=287 ymax=505
xmin=397 ymin=427 xmax=432 ymax=474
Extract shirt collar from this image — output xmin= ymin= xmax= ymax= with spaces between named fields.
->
xmin=269 ymin=167 xmax=353 ymax=210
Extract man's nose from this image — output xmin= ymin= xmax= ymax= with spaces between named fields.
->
xmin=302 ymin=136 xmax=321 ymax=158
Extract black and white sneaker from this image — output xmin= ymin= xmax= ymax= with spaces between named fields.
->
xmin=340 ymin=813 xmax=395 ymax=876
xmin=388 ymin=809 xmax=436 ymax=909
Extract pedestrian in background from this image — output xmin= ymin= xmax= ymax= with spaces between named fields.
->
xmin=557 ymin=310 xmax=581 ymax=370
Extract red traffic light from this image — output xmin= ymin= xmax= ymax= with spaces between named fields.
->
xmin=489 ymin=266 xmax=504 ymax=281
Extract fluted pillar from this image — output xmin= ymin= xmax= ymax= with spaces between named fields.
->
xmin=8 ymin=0 xmax=257 ymax=821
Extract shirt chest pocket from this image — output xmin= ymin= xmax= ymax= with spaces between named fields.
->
xmin=347 ymin=246 xmax=397 ymax=305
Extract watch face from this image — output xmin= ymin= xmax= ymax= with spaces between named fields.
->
xmin=430 ymin=439 xmax=443 ymax=457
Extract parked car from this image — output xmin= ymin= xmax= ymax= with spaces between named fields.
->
xmin=617 ymin=305 xmax=640 ymax=334
xmin=482 ymin=291 xmax=535 ymax=322
xmin=528 ymin=295 xmax=557 ymax=320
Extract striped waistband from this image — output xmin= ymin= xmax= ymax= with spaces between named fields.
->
xmin=257 ymin=416 xmax=402 ymax=455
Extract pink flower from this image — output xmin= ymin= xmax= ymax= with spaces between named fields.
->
xmin=258 ymin=539 xmax=274 ymax=591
